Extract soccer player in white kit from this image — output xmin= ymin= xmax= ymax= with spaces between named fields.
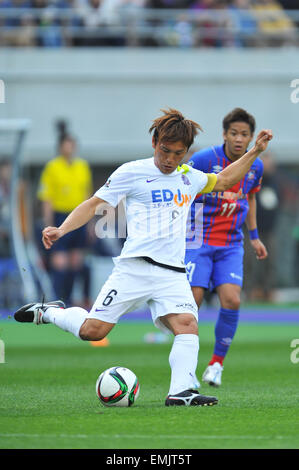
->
xmin=14 ymin=109 xmax=272 ymax=406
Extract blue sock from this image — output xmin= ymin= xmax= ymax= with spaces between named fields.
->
xmin=214 ymin=307 xmax=239 ymax=359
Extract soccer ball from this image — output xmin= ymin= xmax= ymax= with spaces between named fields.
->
xmin=96 ymin=366 xmax=140 ymax=407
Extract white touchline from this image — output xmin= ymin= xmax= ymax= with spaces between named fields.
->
xmin=0 ymin=433 xmax=286 ymax=440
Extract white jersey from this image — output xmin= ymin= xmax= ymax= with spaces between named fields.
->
xmin=94 ymin=157 xmax=209 ymax=268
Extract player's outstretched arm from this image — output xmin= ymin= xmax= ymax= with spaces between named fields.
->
xmin=42 ymin=196 xmax=107 ymax=250
xmin=213 ymin=129 xmax=273 ymax=192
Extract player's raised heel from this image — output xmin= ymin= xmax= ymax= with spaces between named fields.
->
xmin=14 ymin=300 xmax=65 ymax=325
xmin=202 ymin=362 xmax=223 ymax=387
xmin=165 ymin=389 xmax=218 ymax=407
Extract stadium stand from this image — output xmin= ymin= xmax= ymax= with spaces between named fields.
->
xmin=0 ymin=0 xmax=298 ymax=47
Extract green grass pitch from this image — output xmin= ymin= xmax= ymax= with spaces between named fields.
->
xmin=0 ymin=320 xmax=299 ymax=449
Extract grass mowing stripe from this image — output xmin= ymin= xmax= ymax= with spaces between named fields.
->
xmin=0 ymin=433 xmax=289 ymax=440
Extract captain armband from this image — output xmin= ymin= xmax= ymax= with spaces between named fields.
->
xmin=200 ymin=173 xmax=218 ymax=194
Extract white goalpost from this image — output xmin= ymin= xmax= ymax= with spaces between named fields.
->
xmin=0 ymin=118 xmax=55 ymax=304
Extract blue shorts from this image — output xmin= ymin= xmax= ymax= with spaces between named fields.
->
xmin=51 ymin=211 xmax=87 ymax=252
xmin=185 ymin=244 xmax=244 ymax=290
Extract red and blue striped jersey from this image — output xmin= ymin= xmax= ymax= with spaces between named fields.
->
xmin=188 ymin=144 xmax=263 ymax=246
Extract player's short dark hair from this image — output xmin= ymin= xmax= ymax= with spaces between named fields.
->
xmin=149 ymin=108 xmax=203 ymax=149
xmin=223 ymin=108 xmax=256 ymax=134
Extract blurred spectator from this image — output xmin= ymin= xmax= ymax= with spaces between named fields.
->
xmin=229 ymin=0 xmax=258 ymax=46
xmin=251 ymin=0 xmax=296 ymax=46
xmin=32 ymin=0 xmax=79 ymax=47
xmin=35 ymin=3 xmax=65 ymax=46
xmin=172 ymin=13 xmax=194 ymax=46
xmin=49 ymin=0 xmax=85 ymax=47
xmin=280 ymin=0 xmax=299 ymax=34
xmin=191 ymin=0 xmax=234 ymax=47
xmin=0 ymin=0 xmax=32 ymax=28
xmin=147 ymin=0 xmax=193 ymax=7
xmin=0 ymin=0 xmax=84 ymax=46
xmin=37 ymin=123 xmax=93 ymax=308
xmin=0 ymin=0 xmax=36 ymax=46
xmin=190 ymin=0 xmax=216 ymax=10
xmin=244 ymin=152 xmax=280 ymax=302
xmin=117 ymin=0 xmax=148 ymax=46
xmin=75 ymin=0 xmax=126 ymax=45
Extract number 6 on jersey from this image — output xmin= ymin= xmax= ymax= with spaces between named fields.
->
xmin=102 ymin=289 xmax=118 ymax=306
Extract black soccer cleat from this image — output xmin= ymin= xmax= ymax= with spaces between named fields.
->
xmin=14 ymin=300 xmax=65 ymax=324
xmin=165 ymin=389 xmax=218 ymax=407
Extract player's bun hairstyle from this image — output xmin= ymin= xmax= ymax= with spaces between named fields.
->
xmin=223 ymin=108 xmax=256 ymax=134
xmin=55 ymin=119 xmax=76 ymax=148
xmin=149 ymin=108 xmax=203 ymax=149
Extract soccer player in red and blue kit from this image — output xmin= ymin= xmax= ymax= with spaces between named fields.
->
xmin=185 ymin=108 xmax=268 ymax=387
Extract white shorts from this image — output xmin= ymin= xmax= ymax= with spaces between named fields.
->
xmin=87 ymin=257 xmax=198 ymax=334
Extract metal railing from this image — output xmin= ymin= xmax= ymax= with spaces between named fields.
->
xmin=0 ymin=8 xmax=298 ymax=47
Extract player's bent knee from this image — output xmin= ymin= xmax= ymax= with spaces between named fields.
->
xmin=163 ymin=313 xmax=198 ymax=336
xmin=79 ymin=327 xmax=105 ymax=341
xmin=179 ymin=316 xmax=198 ymax=335
xmin=79 ymin=320 xmax=107 ymax=341
xmin=223 ymin=295 xmax=241 ymax=311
